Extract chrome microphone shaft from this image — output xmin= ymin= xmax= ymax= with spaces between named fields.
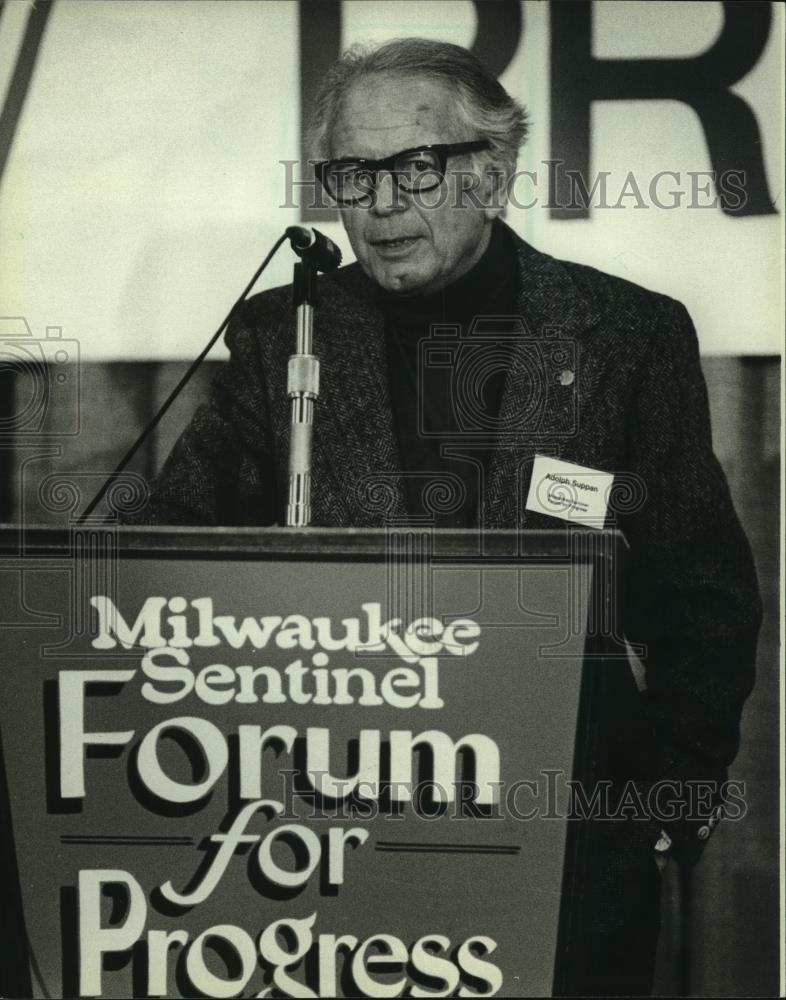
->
xmin=286 ymin=263 xmax=320 ymax=526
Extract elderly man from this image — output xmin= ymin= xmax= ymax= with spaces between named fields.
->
xmin=133 ymin=38 xmax=761 ymax=997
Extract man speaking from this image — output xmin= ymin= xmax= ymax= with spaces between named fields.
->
xmin=130 ymin=38 xmax=761 ymax=996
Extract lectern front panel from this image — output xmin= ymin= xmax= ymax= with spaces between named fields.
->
xmin=0 ymin=528 xmax=609 ymax=999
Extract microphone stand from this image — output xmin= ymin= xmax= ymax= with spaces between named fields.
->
xmin=78 ymin=226 xmax=338 ymax=526
xmin=286 ymin=260 xmax=320 ymax=527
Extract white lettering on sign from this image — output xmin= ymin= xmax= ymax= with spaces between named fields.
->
xmin=62 ymin=595 xmax=508 ymax=995
xmin=90 ymin=597 xmax=480 ymax=664
xmin=78 ymin=871 xmax=504 ymax=998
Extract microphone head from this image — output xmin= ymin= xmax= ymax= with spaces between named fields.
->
xmin=285 ymin=226 xmax=342 ymax=272
xmin=285 ymin=225 xmax=313 ymax=250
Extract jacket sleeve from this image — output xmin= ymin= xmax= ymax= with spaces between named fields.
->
xmin=125 ymin=302 xmax=280 ymax=526
xmin=622 ymin=298 xmax=762 ymax=864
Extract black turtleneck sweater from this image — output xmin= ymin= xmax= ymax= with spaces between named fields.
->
xmin=379 ymin=219 xmax=520 ymax=527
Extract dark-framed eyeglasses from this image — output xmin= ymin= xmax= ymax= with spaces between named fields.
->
xmin=314 ymin=140 xmax=491 ymax=205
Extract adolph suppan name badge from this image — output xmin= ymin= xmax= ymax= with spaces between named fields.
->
xmin=526 ymin=455 xmax=615 ymax=529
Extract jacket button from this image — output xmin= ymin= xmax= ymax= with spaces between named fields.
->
xmin=698 ymin=825 xmax=711 ymax=840
xmin=559 ymin=369 xmax=575 ymax=386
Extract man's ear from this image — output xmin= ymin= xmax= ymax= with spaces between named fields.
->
xmin=482 ymin=163 xmax=508 ymax=221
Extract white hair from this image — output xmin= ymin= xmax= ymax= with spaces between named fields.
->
xmin=308 ymin=37 xmax=530 ymax=179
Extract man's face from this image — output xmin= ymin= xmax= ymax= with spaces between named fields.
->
xmin=330 ymin=74 xmax=501 ymax=296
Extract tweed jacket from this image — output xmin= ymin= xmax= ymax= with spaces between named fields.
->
xmin=135 ymin=228 xmax=761 ymax=878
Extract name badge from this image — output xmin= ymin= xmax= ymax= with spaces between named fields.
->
xmin=525 ymin=455 xmax=614 ymax=529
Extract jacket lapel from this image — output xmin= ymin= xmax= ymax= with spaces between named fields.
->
xmin=483 ymin=237 xmax=601 ymax=528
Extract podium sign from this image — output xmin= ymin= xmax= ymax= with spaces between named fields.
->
xmin=0 ymin=527 xmax=620 ymax=999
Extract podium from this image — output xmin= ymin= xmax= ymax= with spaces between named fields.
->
xmin=0 ymin=526 xmax=628 ymax=999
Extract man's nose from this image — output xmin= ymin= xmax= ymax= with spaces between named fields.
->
xmin=370 ymin=171 xmax=408 ymax=216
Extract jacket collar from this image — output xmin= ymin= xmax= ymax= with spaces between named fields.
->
xmin=312 ymin=224 xmax=601 ymax=527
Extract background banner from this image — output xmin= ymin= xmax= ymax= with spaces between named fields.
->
xmin=0 ymin=0 xmax=782 ymax=359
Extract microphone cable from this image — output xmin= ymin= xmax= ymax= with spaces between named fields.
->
xmin=78 ymin=232 xmax=289 ymax=522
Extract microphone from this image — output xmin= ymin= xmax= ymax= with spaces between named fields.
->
xmin=285 ymin=226 xmax=342 ymax=272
